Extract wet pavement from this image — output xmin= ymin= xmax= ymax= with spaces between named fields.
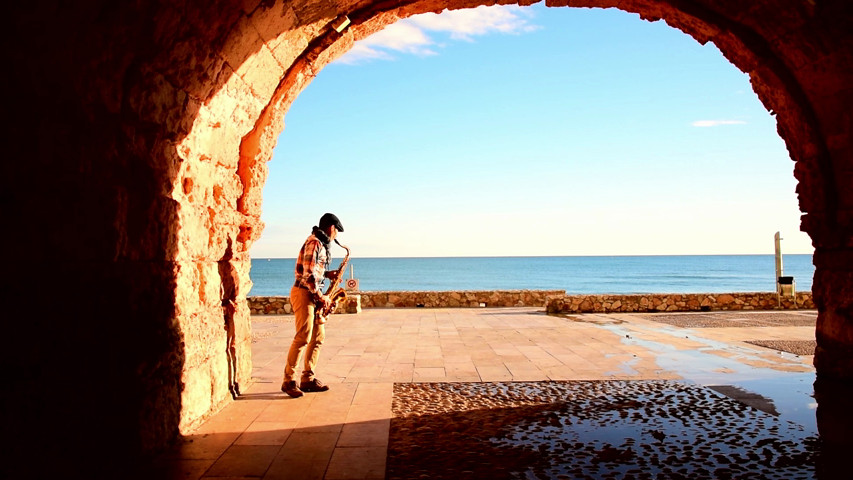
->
xmin=388 ymin=380 xmax=819 ymax=479
xmin=155 ymin=307 xmax=851 ymax=479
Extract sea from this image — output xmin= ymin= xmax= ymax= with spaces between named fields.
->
xmin=247 ymin=254 xmax=815 ymax=297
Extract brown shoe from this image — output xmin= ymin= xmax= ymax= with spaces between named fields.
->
xmin=281 ymin=380 xmax=303 ymax=398
xmin=299 ymin=378 xmax=330 ymax=393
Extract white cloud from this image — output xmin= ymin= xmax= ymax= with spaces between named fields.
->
xmin=337 ymin=5 xmax=538 ymax=65
xmin=341 ymin=43 xmax=393 ymax=63
xmin=409 ymin=5 xmax=539 ymax=41
xmin=691 ymin=120 xmax=747 ymax=127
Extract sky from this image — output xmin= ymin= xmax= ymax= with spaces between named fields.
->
xmin=249 ymin=4 xmax=814 ymax=259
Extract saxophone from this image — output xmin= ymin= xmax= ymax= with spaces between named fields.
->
xmin=316 ymin=239 xmax=351 ymax=324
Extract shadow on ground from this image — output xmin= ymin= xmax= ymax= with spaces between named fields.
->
xmin=387 ymin=380 xmax=844 ymax=480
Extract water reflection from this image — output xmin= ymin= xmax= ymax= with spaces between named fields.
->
xmin=389 ymin=381 xmax=823 ymax=479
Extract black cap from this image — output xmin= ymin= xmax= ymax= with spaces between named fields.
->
xmin=319 ymin=213 xmax=344 ymax=232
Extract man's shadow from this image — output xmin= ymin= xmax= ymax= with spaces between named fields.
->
xmin=219 ymin=237 xmax=240 ymax=399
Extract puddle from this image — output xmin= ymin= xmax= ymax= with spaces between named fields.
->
xmin=718 ymin=373 xmax=818 ymax=436
xmin=603 ymin=354 xmax=641 ymax=377
xmin=596 ymin=318 xmax=809 ymax=382
xmin=389 ymin=381 xmax=822 ymax=480
xmin=388 ymin=315 xmax=847 ymax=479
xmin=551 ymin=313 xmax=624 ymax=325
xmin=586 ymin=318 xmax=820 ymax=437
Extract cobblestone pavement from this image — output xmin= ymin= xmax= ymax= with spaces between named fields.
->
xmin=642 ymin=311 xmax=817 ymax=328
xmin=388 ymin=381 xmax=818 ymax=480
xmin=155 ymin=308 xmax=833 ymax=479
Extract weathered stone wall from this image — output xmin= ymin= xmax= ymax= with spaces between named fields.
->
xmin=249 ymin=290 xmax=814 ymax=313
xmin=545 ymin=291 xmax=814 ymax=314
xmin=5 ymin=0 xmax=852 ymax=473
xmin=360 ymin=290 xmax=565 ymax=308
xmin=249 ymin=290 xmax=565 ymax=313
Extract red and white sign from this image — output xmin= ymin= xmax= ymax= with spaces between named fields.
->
xmin=345 ymin=278 xmax=359 ymax=291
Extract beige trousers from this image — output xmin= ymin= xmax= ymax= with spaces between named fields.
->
xmin=284 ymin=286 xmax=326 ymax=382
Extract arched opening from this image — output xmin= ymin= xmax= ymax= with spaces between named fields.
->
xmin=172 ymin=0 xmax=851 ymax=454
xmin=6 ymin=0 xmax=851 ymax=473
xmin=255 ymin=4 xmax=812 ymax=261
xmin=166 ymin=0 xmax=851 ymax=457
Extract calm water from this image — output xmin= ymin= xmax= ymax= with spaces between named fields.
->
xmin=248 ymin=254 xmax=814 ymax=296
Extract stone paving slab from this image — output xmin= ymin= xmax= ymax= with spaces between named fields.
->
xmin=155 ymin=307 xmax=817 ymax=479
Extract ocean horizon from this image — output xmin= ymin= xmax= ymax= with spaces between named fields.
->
xmin=247 ymin=254 xmax=814 ymax=297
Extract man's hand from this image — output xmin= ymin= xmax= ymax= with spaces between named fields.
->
xmin=320 ymin=294 xmax=332 ymax=310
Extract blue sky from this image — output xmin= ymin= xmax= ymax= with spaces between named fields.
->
xmin=250 ymin=4 xmax=813 ymax=258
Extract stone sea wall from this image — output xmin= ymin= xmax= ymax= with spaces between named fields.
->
xmin=248 ymin=290 xmax=814 ymax=315
xmin=545 ymin=292 xmax=814 ymax=314
xmin=249 ymin=290 xmax=564 ymax=314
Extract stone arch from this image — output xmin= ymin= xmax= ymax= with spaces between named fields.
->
xmin=212 ymin=0 xmax=846 ymax=356
xmin=174 ymin=0 xmax=852 ymax=444
xmin=5 ymin=0 xmax=852 ymax=472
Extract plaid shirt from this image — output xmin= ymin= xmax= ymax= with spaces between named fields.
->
xmin=294 ymin=233 xmax=330 ymax=299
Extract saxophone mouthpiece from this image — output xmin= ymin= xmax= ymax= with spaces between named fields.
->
xmin=334 ymin=238 xmax=350 ymax=254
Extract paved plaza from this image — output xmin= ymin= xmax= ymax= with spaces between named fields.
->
xmin=153 ymin=307 xmax=819 ymax=479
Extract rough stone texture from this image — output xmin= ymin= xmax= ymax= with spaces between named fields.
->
xmin=249 ymin=290 xmax=813 ymax=313
xmin=248 ymin=292 xmax=359 ymax=314
xmin=345 ymin=293 xmax=363 ymax=313
xmin=250 ymin=290 xmax=564 ymax=313
xmin=360 ymin=289 xmax=566 ymax=308
xmin=546 ymin=292 xmax=814 ymax=314
xmin=4 ymin=0 xmax=852 ymax=473
xmin=812 ymin=250 xmax=853 ymax=381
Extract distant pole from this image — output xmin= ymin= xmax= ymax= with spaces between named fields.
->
xmin=774 ymin=231 xmax=783 ymax=286
xmin=774 ymin=232 xmax=783 ymax=306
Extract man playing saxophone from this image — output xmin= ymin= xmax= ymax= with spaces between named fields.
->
xmin=281 ymin=213 xmax=345 ymax=398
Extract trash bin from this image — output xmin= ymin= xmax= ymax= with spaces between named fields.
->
xmin=778 ymin=276 xmax=795 ymax=296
